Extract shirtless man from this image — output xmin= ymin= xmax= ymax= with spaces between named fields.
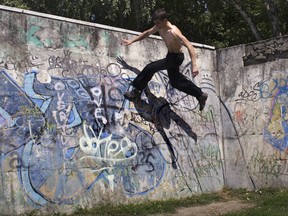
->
xmin=121 ymin=8 xmax=208 ymax=111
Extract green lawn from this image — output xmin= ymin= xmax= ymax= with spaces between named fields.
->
xmin=223 ymin=188 xmax=288 ymax=216
xmin=23 ymin=188 xmax=288 ymax=216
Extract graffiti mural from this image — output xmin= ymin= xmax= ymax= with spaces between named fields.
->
xmin=0 ymin=60 xmax=167 ymax=205
xmin=0 ymin=10 xmax=226 ymax=213
xmin=234 ymin=75 xmax=288 ymax=153
xmin=262 ymin=77 xmax=288 ymax=153
xmin=0 ymin=46 xmax=224 ymax=208
xmin=0 ymin=45 xmax=225 ymax=207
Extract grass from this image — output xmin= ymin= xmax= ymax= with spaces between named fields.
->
xmin=223 ymin=188 xmax=288 ymax=216
xmin=22 ymin=188 xmax=288 ymax=216
xmin=69 ymin=192 xmax=223 ymax=216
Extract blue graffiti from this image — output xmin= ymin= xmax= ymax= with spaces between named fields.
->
xmin=264 ymin=84 xmax=288 ymax=152
xmin=0 ymin=68 xmax=166 ymax=206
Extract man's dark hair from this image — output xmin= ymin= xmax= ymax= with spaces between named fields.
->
xmin=152 ymin=8 xmax=167 ymax=21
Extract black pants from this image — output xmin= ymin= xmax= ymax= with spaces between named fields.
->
xmin=131 ymin=52 xmax=203 ymax=99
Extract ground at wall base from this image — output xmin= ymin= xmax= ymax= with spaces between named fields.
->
xmin=154 ymin=200 xmax=254 ymax=216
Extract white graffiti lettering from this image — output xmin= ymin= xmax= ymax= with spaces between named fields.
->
xmin=79 ymin=123 xmax=137 ymax=162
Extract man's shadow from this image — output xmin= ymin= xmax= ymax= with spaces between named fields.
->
xmin=117 ymin=57 xmax=197 ymax=169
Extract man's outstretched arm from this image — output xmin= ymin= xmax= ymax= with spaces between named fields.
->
xmin=121 ymin=26 xmax=158 ymax=46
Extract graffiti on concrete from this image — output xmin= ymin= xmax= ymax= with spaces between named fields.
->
xmin=250 ymin=149 xmax=288 ymax=178
xmin=0 ymin=49 xmax=223 ymax=207
xmin=0 ymin=65 xmax=166 ymax=205
xmin=263 ymin=76 xmax=288 ymax=152
xmin=234 ymin=75 xmax=288 ymax=152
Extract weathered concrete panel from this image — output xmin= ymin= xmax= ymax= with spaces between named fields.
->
xmin=0 ymin=6 xmax=221 ymax=215
xmin=219 ymin=37 xmax=288 ymax=189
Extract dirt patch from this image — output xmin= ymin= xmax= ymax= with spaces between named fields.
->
xmin=174 ymin=200 xmax=254 ymax=216
xmin=157 ymin=200 xmax=255 ymax=216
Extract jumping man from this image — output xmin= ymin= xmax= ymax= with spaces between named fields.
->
xmin=121 ymin=8 xmax=208 ymax=111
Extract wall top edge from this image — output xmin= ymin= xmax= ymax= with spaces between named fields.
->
xmin=217 ymin=34 xmax=288 ymax=52
xmin=0 ymin=4 xmax=215 ymax=50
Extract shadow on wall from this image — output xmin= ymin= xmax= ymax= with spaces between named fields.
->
xmin=0 ymin=51 xmax=224 ymax=208
xmin=116 ymin=57 xmax=198 ymax=169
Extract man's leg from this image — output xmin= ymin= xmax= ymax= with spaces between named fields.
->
xmin=168 ymin=69 xmax=208 ymax=111
xmin=124 ymin=58 xmax=167 ymax=100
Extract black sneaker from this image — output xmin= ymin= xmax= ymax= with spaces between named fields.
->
xmin=198 ymin=93 xmax=208 ymax=111
xmin=124 ymin=88 xmax=141 ymax=100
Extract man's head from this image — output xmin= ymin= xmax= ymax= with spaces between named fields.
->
xmin=152 ymin=8 xmax=168 ymax=29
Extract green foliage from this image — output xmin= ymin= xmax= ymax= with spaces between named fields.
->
xmin=0 ymin=0 xmax=29 ymax=9
xmin=1 ymin=0 xmax=288 ymax=47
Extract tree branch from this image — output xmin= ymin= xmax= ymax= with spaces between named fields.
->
xmin=223 ymin=0 xmax=262 ymax=40
xmin=263 ymin=0 xmax=281 ymax=36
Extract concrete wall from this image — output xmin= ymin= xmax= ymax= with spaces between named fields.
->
xmin=0 ymin=6 xmax=221 ymax=215
xmin=219 ymin=35 xmax=288 ymax=189
xmin=3 ymin=4 xmax=288 ymax=215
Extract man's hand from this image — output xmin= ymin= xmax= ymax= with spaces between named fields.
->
xmin=121 ymin=39 xmax=133 ymax=46
xmin=192 ymin=66 xmax=199 ymax=78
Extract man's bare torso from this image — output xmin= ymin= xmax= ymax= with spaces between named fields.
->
xmin=158 ymin=22 xmax=183 ymax=53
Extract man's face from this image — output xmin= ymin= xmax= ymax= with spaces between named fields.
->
xmin=153 ymin=19 xmax=166 ymax=29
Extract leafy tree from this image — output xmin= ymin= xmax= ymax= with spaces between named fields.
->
xmin=0 ymin=0 xmax=287 ymax=47
xmin=0 ymin=0 xmax=29 ymax=9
